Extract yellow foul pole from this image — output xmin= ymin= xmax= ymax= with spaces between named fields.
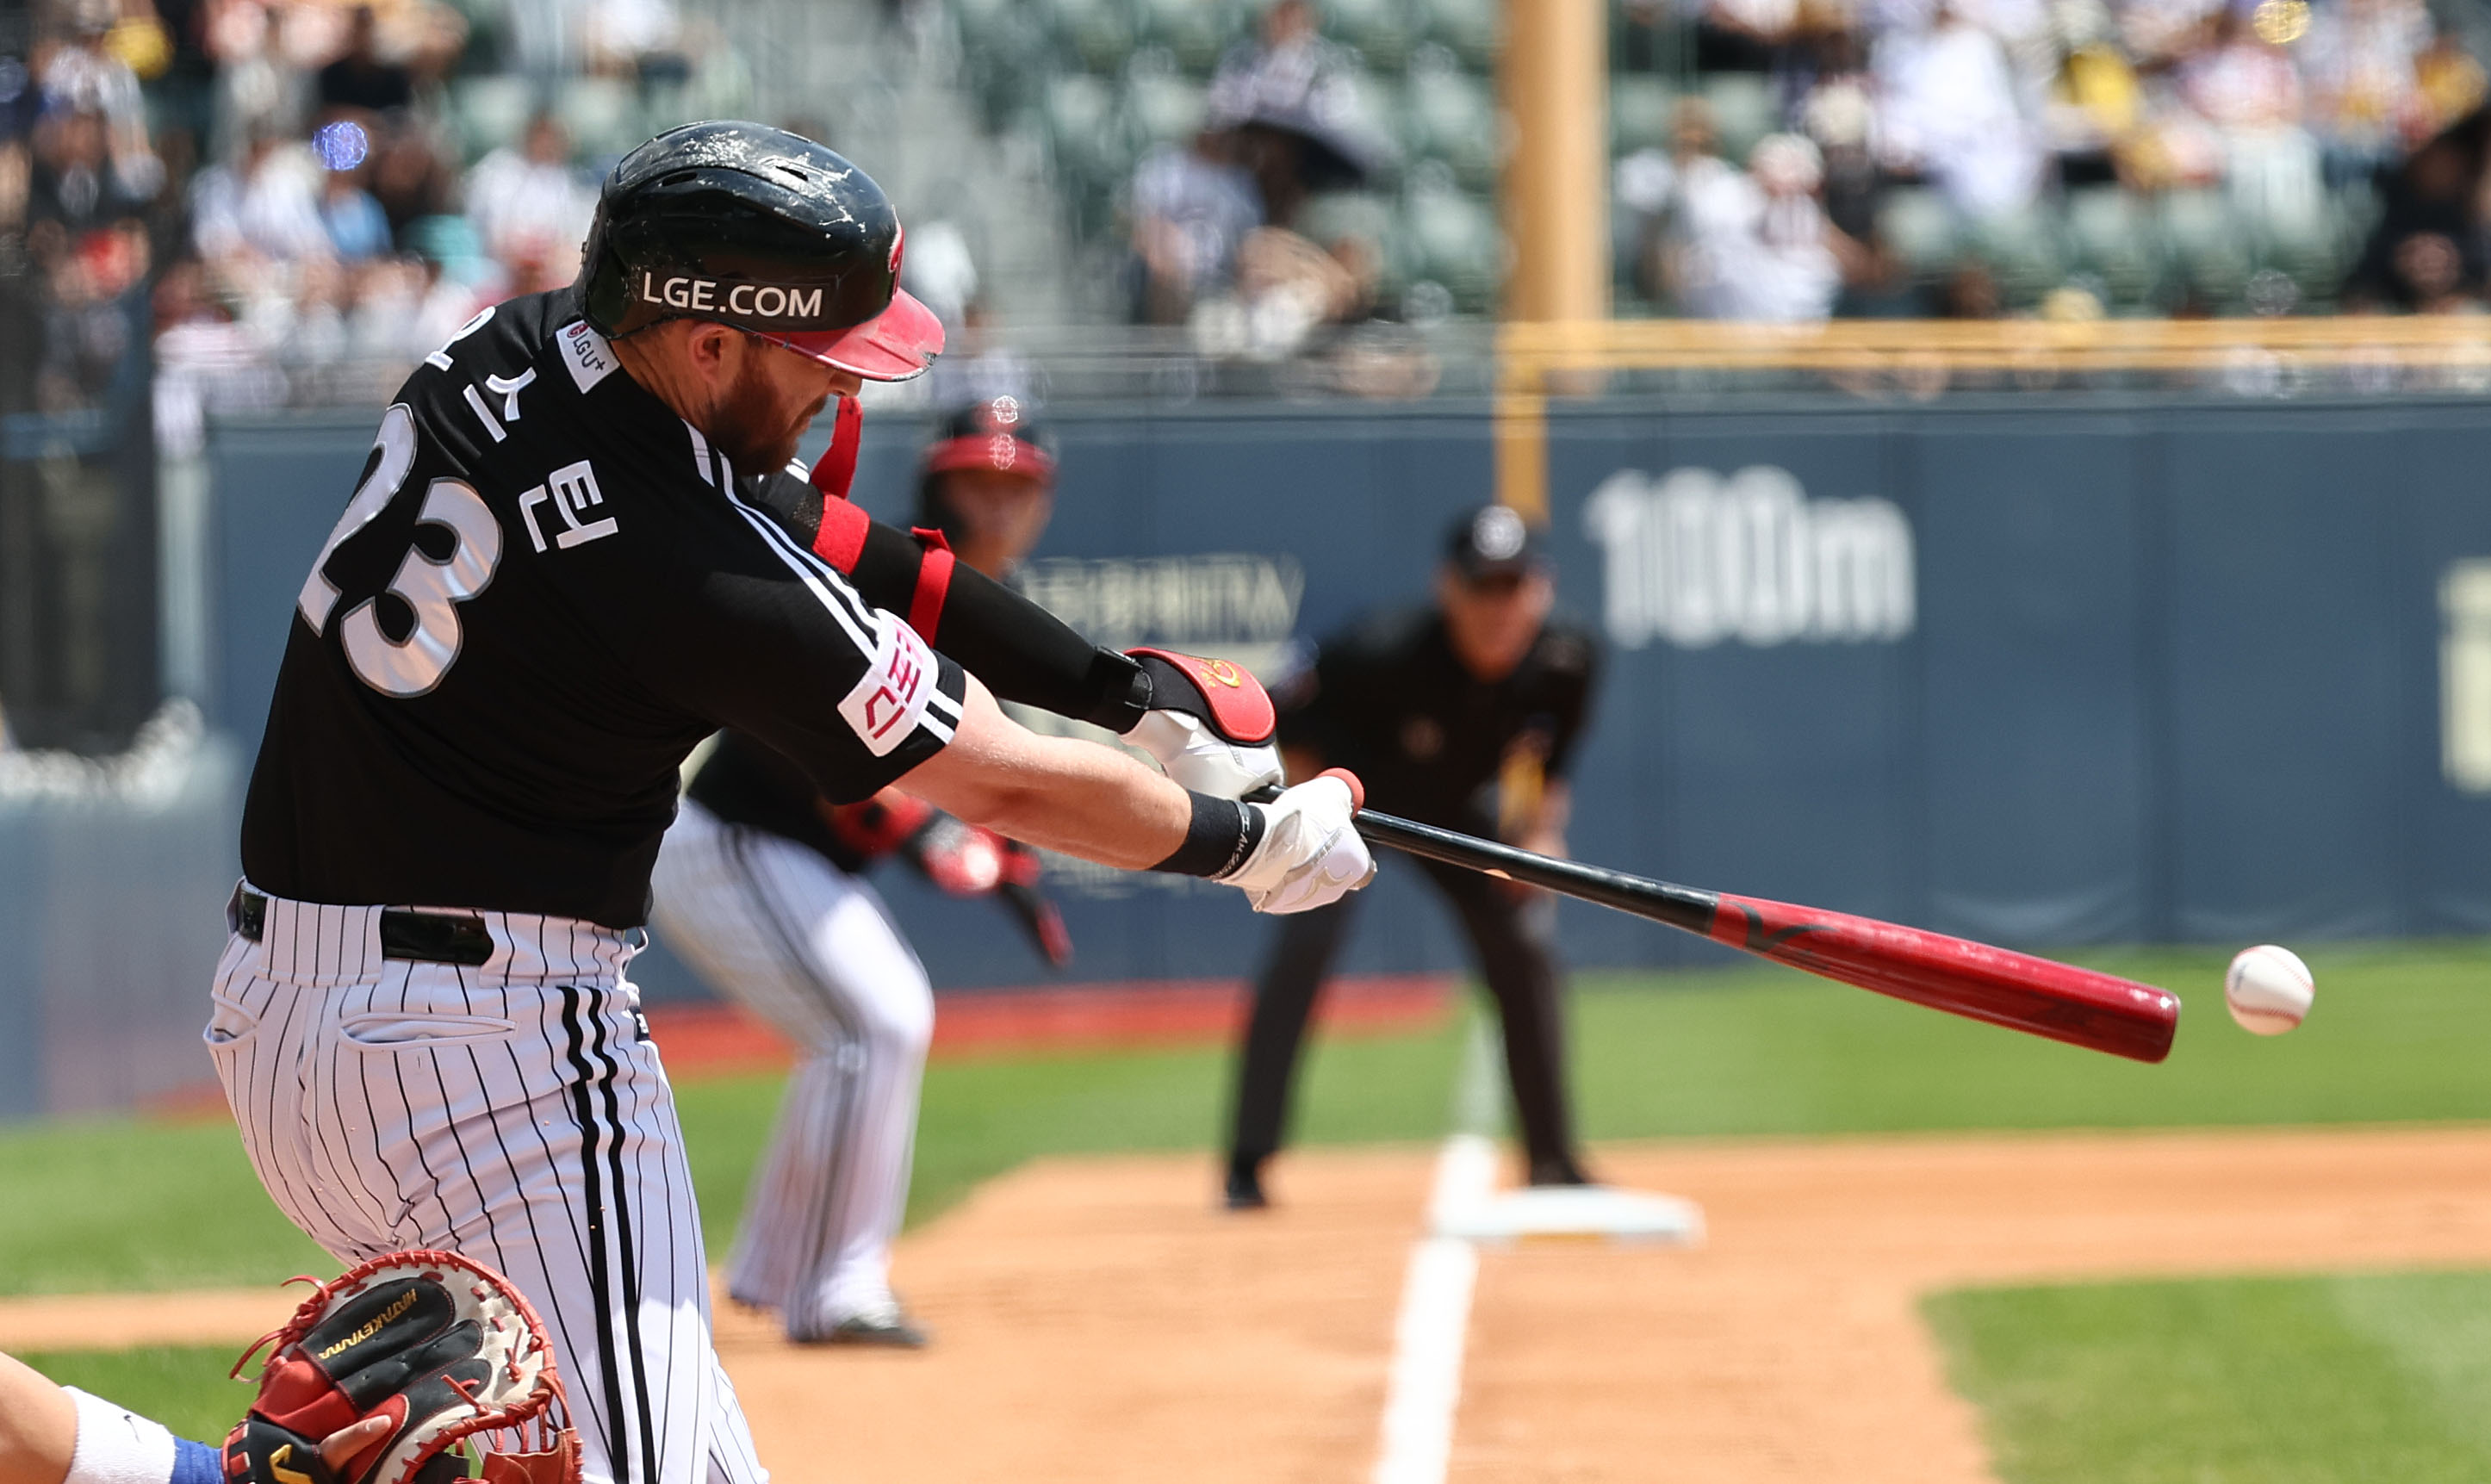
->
xmin=1496 ymin=0 xmax=1607 ymax=520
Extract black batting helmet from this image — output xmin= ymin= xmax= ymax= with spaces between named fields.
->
xmin=580 ymin=121 xmax=943 ymax=381
xmin=915 ymin=395 xmax=1056 ymax=534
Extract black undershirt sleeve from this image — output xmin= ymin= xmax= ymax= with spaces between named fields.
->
xmin=747 ymin=473 xmax=1153 ymax=733
xmin=847 ymin=517 xmax=1152 ymax=734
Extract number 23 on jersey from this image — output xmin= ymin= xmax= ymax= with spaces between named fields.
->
xmin=298 ymin=403 xmax=505 ymax=698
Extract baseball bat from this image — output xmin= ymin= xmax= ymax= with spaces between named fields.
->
xmin=1281 ymin=774 xmax=2179 ymax=1063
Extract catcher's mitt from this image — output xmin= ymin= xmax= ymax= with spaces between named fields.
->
xmin=225 ymin=1251 xmax=579 ymax=1484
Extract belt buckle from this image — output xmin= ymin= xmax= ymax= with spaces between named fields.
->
xmin=229 ymin=885 xmax=267 ymax=942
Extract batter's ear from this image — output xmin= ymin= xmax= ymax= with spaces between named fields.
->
xmin=681 ymin=320 xmax=738 ymax=374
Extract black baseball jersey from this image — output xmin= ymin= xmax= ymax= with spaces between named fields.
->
xmin=1277 ymin=607 xmax=1599 ymax=835
xmin=241 ymin=285 xmax=972 ymax=928
xmin=683 ymin=730 xmax=872 ymax=872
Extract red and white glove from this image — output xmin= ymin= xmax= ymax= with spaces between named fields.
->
xmin=1125 ymin=649 xmax=1284 ymax=799
xmin=822 ymin=789 xmax=935 ymax=861
xmin=906 ymin=818 xmax=1075 ymax=967
xmin=909 ymin=815 xmax=1008 ymax=895
xmin=1219 ymin=769 xmax=1375 ymax=914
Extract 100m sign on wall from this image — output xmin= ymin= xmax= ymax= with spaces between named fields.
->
xmin=1582 ymin=465 xmax=1916 ymax=650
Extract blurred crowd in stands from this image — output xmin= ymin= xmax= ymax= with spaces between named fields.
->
xmin=1121 ymin=0 xmax=1443 ymax=384
xmin=1611 ymin=0 xmax=2491 ymax=320
xmin=1 ymin=0 xmax=738 ymax=441
xmin=1096 ymin=0 xmax=2491 ymax=330
xmin=9 ymin=0 xmax=2491 ymax=449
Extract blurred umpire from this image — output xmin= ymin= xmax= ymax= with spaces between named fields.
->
xmin=649 ymin=396 xmax=1064 ymax=1345
xmin=1226 ymin=505 xmax=1600 ymax=1208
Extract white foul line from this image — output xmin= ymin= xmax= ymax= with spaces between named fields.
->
xmin=1371 ymin=1024 xmax=1501 ymax=1484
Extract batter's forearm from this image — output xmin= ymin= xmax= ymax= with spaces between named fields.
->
xmin=899 ymin=677 xmax=1190 ymax=869
xmin=0 ymin=1352 xmax=74 ymax=1484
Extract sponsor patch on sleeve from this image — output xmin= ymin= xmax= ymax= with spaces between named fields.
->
xmin=557 ymin=320 xmax=619 ymax=393
xmin=839 ymin=614 xmax=939 ymax=757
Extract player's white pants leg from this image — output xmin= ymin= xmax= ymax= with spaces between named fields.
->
xmin=649 ymin=801 xmax=934 ymax=1338
xmin=204 ymin=892 xmax=767 ymax=1484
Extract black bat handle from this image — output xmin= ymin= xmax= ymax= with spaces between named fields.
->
xmin=1244 ymin=784 xmax=1718 ymax=935
xmin=1349 ymin=808 xmax=1719 ymax=934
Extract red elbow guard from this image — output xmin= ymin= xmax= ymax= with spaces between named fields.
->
xmin=1127 ymin=649 xmax=1277 ymax=744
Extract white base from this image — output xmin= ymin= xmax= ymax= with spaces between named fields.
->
xmin=1432 ymin=1183 xmax=1706 ymax=1246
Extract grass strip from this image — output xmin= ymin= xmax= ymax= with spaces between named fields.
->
xmin=1926 ymin=1271 xmax=2491 ymax=1483
xmin=18 ymin=1346 xmax=252 ymax=1444
xmin=3 ymin=940 xmax=2484 ymax=1294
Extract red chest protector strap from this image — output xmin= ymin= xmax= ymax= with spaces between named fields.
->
xmin=809 ymin=493 xmax=870 ymax=571
xmin=801 ymin=445 xmax=960 ymax=642
xmin=907 ymin=530 xmax=956 ymax=641
xmin=806 ymin=400 xmax=871 ymax=573
xmin=813 ymin=395 xmax=862 ymax=499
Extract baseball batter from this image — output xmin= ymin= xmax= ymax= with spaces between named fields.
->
xmin=648 ymin=399 xmax=1066 ymax=1346
xmin=208 ymin=120 xmax=1372 ymax=1484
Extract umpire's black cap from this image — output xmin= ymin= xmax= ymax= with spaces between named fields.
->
xmin=1444 ymin=503 xmax=1547 ymax=580
xmin=580 ymin=121 xmax=943 ymax=382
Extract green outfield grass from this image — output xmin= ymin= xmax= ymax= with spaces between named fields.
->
xmin=1927 ymin=1271 xmax=2491 ymax=1483
xmin=1569 ymin=939 xmax=2491 ymax=1138
xmin=3 ymin=939 xmax=2486 ymax=1295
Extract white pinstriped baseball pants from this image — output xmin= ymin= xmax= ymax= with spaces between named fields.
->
xmin=648 ymin=800 xmax=933 ymax=1338
xmin=204 ymin=891 xmax=767 ymax=1484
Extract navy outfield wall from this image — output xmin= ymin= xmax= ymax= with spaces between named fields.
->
xmin=197 ymin=394 xmax=2491 ymax=996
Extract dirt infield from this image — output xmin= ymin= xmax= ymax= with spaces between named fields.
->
xmin=13 ymin=1126 xmax=2491 ymax=1482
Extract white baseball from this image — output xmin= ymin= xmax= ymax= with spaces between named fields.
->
xmin=2224 ymin=945 xmax=2314 ymax=1035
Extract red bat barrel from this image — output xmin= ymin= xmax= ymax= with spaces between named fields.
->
xmin=1338 ymin=804 xmax=2183 ymax=1064
xmin=1708 ymin=894 xmax=2180 ymax=1064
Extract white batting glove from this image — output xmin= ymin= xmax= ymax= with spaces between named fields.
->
xmin=1124 ymin=648 xmax=1284 ymax=799
xmin=1128 ymin=709 xmax=1284 ymax=798
xmin=1219 ymin=772 xmax=1376 ymax=914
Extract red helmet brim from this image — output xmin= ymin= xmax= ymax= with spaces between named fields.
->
xmin=763 ymin=288 xmax=946 ymax=382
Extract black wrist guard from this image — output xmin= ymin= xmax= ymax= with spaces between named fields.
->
xmin=1150 ymin=792 xmax=1266 ymax=878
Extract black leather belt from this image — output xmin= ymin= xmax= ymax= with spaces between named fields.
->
xmin=230 ymin=886 xmax=495 ymax=967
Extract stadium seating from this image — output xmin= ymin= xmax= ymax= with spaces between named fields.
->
xmin=1418 ymin=0 xmax=1500 ymax=70
xmin=1323 ymin=0 xmax=1417 ymax=71
xmin=1875 ymin=187 xmax=1960 ymax=284
xmin=1048 ymin=0 xmax=1138 ymax=74
xmin=451 ymin=74 xmax=534 ymax=160
xmin=2064 ymin=186 xmax=2162 ymax=310
xmin=1400 ymin=162 xmax=1502 ymax=312
xmin=1699 ymin=73 xmax=1776 ymax=165
xmin=1134 ymin=0 xmax=1242 ymax=72
xmin=1402 ymin=47 xmax=1499 ymax=189
xmin=557 ymin=76 xmax=639 ymax=160
xmin=933 ymin=0 xmax=2408 ymax=323
xmin=1608 ymin=74 xmax=1675 ymax=156
xmin=1126 ymin=59 xmax=1209 ymax=150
